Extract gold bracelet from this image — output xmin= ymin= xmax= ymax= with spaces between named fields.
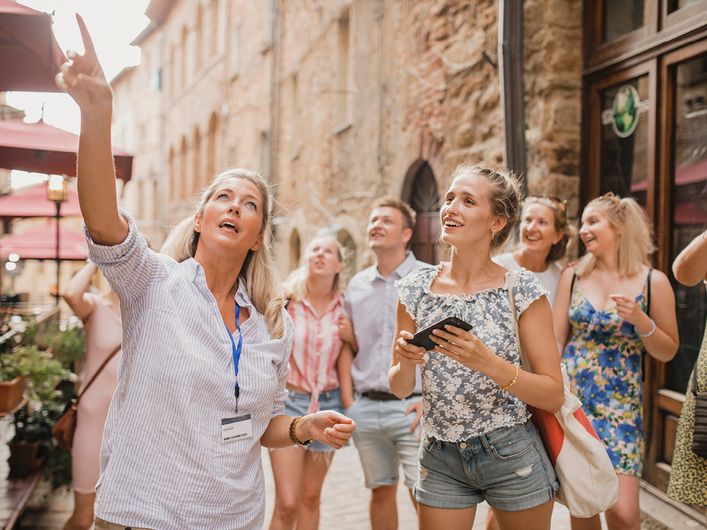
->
xmin=288 ymin=415 xmax=311 ymax=446
xmin=500 ymin=364 xmax=520 ymax=391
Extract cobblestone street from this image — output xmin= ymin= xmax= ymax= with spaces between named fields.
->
xmin=261 ymin=445 xmax=575 ymax=530
xmin=14 ymin=437 xmax=688 ymax=530
xmin=17 ymin=444 xmax=590 ymax=529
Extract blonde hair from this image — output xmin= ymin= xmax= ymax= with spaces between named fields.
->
xmin=284 ymin=234 xmax=345 ymax=302
xmin=448 ymin=165 xmax=523 ymax=249
xmin=521 ymin=196 xmax=576 ymax=263
xmin=576 ymin=192 xmax=654 ymax=277
xmin=160 ymin=168 xmax=286 ymax=339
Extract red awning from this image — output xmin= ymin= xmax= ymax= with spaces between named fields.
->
xmin=0 ymin=183 xmax=81 ymax=219
xmin=0 ymin=220 xmax=87 ymax=260
xmin=675 ymin=202 xmax=707 ymax=226
xmin=0 ymin=119 xmax=133 ymax=181
xmin=631 ymin=158 xmax=707 ymax=192
xmin=0 ymin=0 xmax=66 ymax=92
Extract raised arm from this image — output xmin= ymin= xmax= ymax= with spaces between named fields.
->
xmin=56 ymin=15 xmax=127 ymax=245
xmin=62 ymin=261 xmax=97 ymax=322
xmin=612 ymin=270 xmax=679 ymax=363
xmin=672 ymin=230 xmax=707 ymax=286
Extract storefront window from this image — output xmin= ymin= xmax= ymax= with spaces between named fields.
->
xmin=666 ymin=54 xmax=707 ymax=393
xmin=602 ymin=0 xmax=651 ymax=42
xmin=599 ymin=76 xmax=651 ymax=208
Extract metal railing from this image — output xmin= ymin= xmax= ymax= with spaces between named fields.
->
xmin=0 ymin=305 xmax=60 ymax=353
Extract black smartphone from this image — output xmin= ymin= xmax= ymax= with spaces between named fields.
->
xmin=408 ymin=316 xmax=473 ymax=350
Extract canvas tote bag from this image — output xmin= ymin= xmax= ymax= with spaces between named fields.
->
xmin=506 ymin=271 xmax=618 ymax=518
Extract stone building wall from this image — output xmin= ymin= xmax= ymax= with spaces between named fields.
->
xmin=273 ymin=0 xmax=582 ymax=272
xmin=112 ymin=0 xmax=583 ymax=275
xmin=112 ymin=0 xmax=276 ymax=244
xmin=523 ymin=0 xmax=583 ymax=217
xmin=112 ymin=64 xmax=162 ymax=246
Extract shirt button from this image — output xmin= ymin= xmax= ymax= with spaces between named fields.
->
xmin=459 ymin=442 xmax=468 ymax=449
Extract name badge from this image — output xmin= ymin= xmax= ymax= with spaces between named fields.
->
xmin=221 ymin=414 xmax=253 ymax=443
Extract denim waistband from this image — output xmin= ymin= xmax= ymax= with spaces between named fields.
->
xmin=425 ymin=421 xmax=532 ymax=453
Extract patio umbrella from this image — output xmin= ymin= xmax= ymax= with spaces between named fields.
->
xmin=0 ymin=0 xmax=66 ymax=92
xmin=0 ymin=183 xmax=81 ymax=219
xmin=0 ymin=119 xmax=133 ymax=181
xmin=0 ymin=220 xmax=86 ymax=260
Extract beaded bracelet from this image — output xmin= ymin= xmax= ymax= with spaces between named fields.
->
xmin=637 ymin=318 xmax=656 ymax=338
xmin=500 ymin=364 xmax=520 ymax=391
xmin=288 ymin=415 xmax=311 ymax=446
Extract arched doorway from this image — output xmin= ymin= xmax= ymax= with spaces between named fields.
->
xmin=335 ymin=229 xmax=357 ymax=285
xmin=288 ymin=229 xmax=301 ymax=271
xmin=402 ymin=160 xmax=440 ymax=265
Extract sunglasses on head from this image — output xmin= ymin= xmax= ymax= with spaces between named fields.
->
xmin=527 ymin=195 xmax=567 ymax=209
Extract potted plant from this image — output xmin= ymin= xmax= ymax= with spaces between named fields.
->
xmin=5 ymin=346 xmax=74 ymax=484
xmin=0 ymin=352 xmax=25 ymax=414
xmin=21 ymin=321 xmax=85 ymax=369
xmin=8 ymin=402 xmax=67 ymax=479
xmin=10 ymin=345 xmax=74 ymax=403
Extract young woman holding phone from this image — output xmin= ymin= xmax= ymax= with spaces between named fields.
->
xmin=389 ymin=165 xmax=563 ymax=530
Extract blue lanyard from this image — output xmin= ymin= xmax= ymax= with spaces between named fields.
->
xmin=225 ymin=303 xmax=243 ymax=408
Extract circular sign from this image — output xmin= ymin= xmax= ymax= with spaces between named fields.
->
xmin=611 ymin=85 xmax=640 ymax=138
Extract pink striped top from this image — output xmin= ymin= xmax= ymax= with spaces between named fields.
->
xmin=287 ymin=293 xmax=345 ymax=412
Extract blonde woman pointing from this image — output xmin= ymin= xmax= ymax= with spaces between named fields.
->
xmin=57 ymin=15 xmax=354 ymax=530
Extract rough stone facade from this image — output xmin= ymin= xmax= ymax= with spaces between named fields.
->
xmin=523 ymin=0 xmax=583 ymax=217
xmin=111 ymin=0 xmax=583 ymax=276
xmin=272 ymin=0 xmax=582 ymax=271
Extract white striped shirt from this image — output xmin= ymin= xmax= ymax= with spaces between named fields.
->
xmin=86 ymin=211 xmax=293 ymax=530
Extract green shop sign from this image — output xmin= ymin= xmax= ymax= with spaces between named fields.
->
xmin=601 ymin=84 xmax=649 ymax=139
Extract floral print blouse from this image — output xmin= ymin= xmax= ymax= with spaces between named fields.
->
xmin=396 ymin=265 xmax=547 ymax=441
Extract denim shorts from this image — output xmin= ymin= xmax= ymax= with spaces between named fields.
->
xmin=415 ymin=421 xmax=558 ymax=512
xmin=284 ymin=388 xmax=343 ymax=452
xmin=345 ymin=396 xmax=421 ymax=489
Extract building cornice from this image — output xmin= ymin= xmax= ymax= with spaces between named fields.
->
xmin=131 ymin=0 xmax=176 ymax=46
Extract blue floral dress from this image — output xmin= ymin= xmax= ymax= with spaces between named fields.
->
xmin=562 ymin=278 xmax=648 ymax=476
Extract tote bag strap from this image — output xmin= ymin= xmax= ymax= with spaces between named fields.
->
xmin=505 ymin=271 xmax=531 ymax=370
xmin=76 ymin=344 xmax=121 ymax=404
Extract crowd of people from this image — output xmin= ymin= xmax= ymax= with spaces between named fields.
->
xmin=54 ymin=13 xmax=705 ymax=530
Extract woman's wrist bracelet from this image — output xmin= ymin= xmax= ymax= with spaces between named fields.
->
xmin=288 ymin=415 xmax=311 ymax=446
xmin=637 ymin=317 xmax=657 ymax=338
xmin=500 ymin=364 xmax=520 ymax=391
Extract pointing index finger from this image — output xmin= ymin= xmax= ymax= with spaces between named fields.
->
xmin=75 ymin=13 xmax=98 ymax=59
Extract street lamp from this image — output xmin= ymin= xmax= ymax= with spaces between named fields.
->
xmin=46 ymin=175 xmax=68 ymax=305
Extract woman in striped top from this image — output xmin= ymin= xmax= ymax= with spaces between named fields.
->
xmin=269 ymin=234 xmax=353 ymax=530
xmin=57 ymin=16 xmax=355 ymax=529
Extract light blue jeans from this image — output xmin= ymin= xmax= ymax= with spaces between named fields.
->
xmin=284 ymin=388 xmax=343 ymax=452
xmin=345 ymin=396 xmax=421 ymax=489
